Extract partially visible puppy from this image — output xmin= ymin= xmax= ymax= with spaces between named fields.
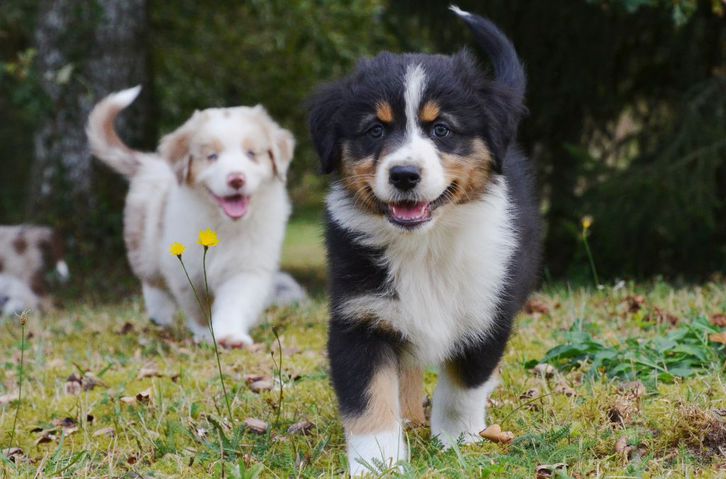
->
xmin=0 ymin=273 xmax=40 ymax=317
xmin=308 ymin=7 xmax=541 ymax=476
xmin=0 ymin=224 xmax=69 ymax=312
xmin=87 ymin=87 xmax=297 ymax=346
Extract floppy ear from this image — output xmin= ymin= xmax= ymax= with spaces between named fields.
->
xmin=307 ymin=83 xmax=343 ymax=174
xmin=253 ymin=105 xmax=296 ymax=182
xmin=158 ymin=111 xmax=202 ymax=184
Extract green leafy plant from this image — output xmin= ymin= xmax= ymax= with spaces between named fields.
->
xmin=533 ymin=315 xmax=725 ymax=384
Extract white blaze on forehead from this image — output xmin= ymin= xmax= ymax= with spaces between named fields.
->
xmin=403 ymin=64 xmax=426 ymax=136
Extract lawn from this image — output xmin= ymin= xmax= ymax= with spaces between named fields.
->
xmin=1 ymin=216 xmax=726 ymax=478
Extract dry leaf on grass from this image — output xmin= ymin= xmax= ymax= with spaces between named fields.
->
xmin=479 ymin=424 xmax=514 ymax=444
xmin=244 ymin=418 xmax=268 ymax=434
xmin=525 ymin=298 xmax=550 ymax=315
xmin=711 ymin=313 xmax=726 ymax=327
xmin=248 ymin=378 xmax=274 ymax=393
xmin=623 ymin=295 xmax=646 ymax=313
xmin=650 ymin=307 xmax=679 ymax=325
xmin=533 ymin=363 xmax=556 ymax=379
xmin=709 ymin=332 xmax=726 ymax=344
xmin=536 ymin=463 xmax=568 ymax=478
xmin=554 ymin=381 xmax=576 ymax=397
xmin=287 ymin=420 xmax=315 ymax=435
xmin=34 ymin=432 xmax=57 ymax=446
xmin=0 ymin=392 xmax=19 ymax=406
xmin=2 ymin=447 xmax=23 ymax=463
xmin=93 ymin=427 xmax=115 ymax=438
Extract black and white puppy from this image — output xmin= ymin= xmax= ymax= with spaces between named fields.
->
xmin=308 ymin=7 xmax=541 ymax=476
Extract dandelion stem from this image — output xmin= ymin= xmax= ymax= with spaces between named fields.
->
xmin=582 ymin=232 xmax=600 ymax=288
xmin=177 ymin=254 xmax=233 ymax=421
xmin=8 ymin=313 xmax=26 ymax=449
xmin=202 ymin=247 xmax=234 ymax=421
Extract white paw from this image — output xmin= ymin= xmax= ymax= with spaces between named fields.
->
xmin=347 ymin=428 xmax=407 ymax=477
xmin=216 ymin=331 xmax=254 ymax=349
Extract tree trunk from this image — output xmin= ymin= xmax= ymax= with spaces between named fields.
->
xmin=29 ymin=0 xmax=150 ymax=234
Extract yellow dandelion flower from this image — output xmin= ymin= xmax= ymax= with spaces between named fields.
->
xmin=169 ymin=242 xmax=186 ymax=257
xmin=581 ymin=215 xmax=593 ymax=231
xmin=197 ymin=229 xmax=219 ymax=248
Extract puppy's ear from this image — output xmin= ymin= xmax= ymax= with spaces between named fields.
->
xmin=307 ymin=83 xmax=343 ymax=174
xmin=158 ymin=111 xmax=201 ymax=184
xmin=453 ymin=49 xmax=527 ymax=173
xmin=253 ymin=105 xmax=296 ymax=182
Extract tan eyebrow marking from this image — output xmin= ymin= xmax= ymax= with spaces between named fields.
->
xmin=420 ymin=100 xmax=440 ymax=123
xmin=375 ymin=101 xmax=394 ymax=124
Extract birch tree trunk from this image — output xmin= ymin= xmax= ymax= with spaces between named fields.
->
xmin=29 ymin=0 xmax=150 ymax=232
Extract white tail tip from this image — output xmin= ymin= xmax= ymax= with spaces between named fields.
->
xmin=108 ymin=85 xmax=142 ymax=107
xmin=449 ymin=5 xmax=471 ymax=18
xmin=55 ymin=260 xmax=70 ymax=281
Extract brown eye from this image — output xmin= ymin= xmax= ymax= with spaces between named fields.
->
xmin=207 ymin=153 xmax=218 ymax=161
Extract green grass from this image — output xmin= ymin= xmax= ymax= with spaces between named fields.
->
xmin=1 ymin=216 xmax=726 ymax=478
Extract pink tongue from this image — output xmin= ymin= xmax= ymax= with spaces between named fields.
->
xmin=220 ymin=195 xmax=250 ymax=219
xmin=391 ymin=203 xmax=428 ymax=220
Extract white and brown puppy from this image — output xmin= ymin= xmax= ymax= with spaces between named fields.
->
xmin=0 ymin=224 xmax=69 ymax=313
xmin=308 ymin=7 xmax=541 ymax=476
xmin=87 ymin=87 xmax=296 ymax=347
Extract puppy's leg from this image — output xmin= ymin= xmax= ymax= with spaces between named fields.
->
xmin=431 ymin=324 xmax=510 ymax=448
xmin=142 ymin=282 xmax=176 ymax=326
xmin=430 ymin=365 xmax=499 ymax=447
xmin=210 ymin=272 xmax=273 ymax=347
xmin=399 ymin=365 xmax=425 ymax=426
xmin=329 ymin=321 xmax=406 ymax=477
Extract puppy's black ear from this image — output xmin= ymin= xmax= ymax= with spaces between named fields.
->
xmin=308 ymin=83 xmax=343 ymax=174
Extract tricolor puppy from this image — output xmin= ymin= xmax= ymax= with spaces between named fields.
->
xmin=87 ymin=88 xmax=297 ymax=347
xmin=308 ymin=7 xmax=541 ymax=476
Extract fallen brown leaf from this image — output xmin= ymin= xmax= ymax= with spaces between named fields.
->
xmin=120 ymin=396 xmax=137 ymax=406
xmin=136 ymin=388 xmax=152 ymax=404
xmin=119 ymin=322 xmax=135 ymax=335
xmin=650 ymin=307 xmax=679 ymax=325
xmin=244 ymin=418 xmax=268 ymax=434
xmin=711 ymin=313 xmax=726 ymax=327
xmin=287 ymin=420 xmax=315 ymax=435
xmin=536 ymin=463 xmax=568 ymax=479
xmin=479 ymin=424 xmax=514 ymax=444
xmin=525 ymin=298 xmax=550 ymax=315
xmin=554 ymin=381 xmax=576 ymax=397
xmin=249 ymin=379 xmax=274 ymax=393
xmin=93 ymin=427 xmax=115 ymax=438
xmin=138 ymin=366 xmax=161 ymax=379
xmin=2 ymin=447 xmax=23 ymax=463
xmin=709 ymin=332 xmax=726 ymax=344
xmin=615 ymin=436 xmax=629 ymax=453
xmin=0 ymin=392 xmax=19 ymax=406
xmin=533 ymin=363 xmax=556 ymax=379
xmin=34 ymin=432 xmax=57 ymax=446
xmin=623 ymin=295 xmax=646 ymax=313
xmin=519 ymin=388 xmax=540 ymax=400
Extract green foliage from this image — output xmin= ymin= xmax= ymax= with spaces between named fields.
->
xmin=536 ymin=315 xmax=725 ymax=384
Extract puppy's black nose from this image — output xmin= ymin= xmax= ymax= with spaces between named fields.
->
xmin=389 ymin=166 xmax=421 ymax=191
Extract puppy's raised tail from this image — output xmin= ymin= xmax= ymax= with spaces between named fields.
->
xmin=86 ymin=86 xmax=143 ymax=177
xmin=450 ymin=5 xmax=526 ymax=102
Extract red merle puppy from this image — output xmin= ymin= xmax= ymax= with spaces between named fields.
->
xmin=308 ymin=7 xmax=541 ymax=476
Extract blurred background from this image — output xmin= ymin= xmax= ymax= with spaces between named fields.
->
xmin=0 ymin=0 xmax=724 ymax=300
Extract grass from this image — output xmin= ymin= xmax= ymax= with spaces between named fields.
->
xmin=1 ymin=216 xmax=726 ymax=478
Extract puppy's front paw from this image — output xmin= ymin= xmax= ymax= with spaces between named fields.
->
xmin=217 ymin=332 xmax=254 ymax=349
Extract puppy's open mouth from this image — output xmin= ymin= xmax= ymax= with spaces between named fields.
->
xmin=213 ymin=193 xmax=251 ymax=220
xmin=384 ymin=183 xmax=457 ymax=229
xmin=387 ymin=201 xmax=432 ymax=228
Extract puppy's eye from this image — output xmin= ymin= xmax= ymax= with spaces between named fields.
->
xmin=367 ymin=124 xmax=385 ymax=139
xmin=432 ymin=124 xmax=450 ymax=138
xmin=246 ymin=150 xmax=256 ymax=160
xmin=207 ymin=153 xmax=218 ymax=161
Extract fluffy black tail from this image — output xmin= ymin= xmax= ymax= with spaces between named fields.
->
xmin=450 ymin=5 xmax=526 ymax=102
